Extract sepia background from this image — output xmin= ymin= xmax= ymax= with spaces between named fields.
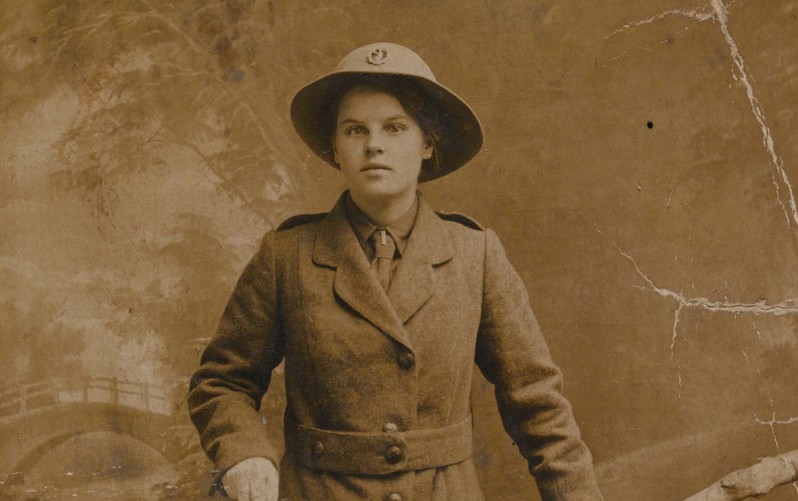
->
xmin=1 ymin=0 xmax=797 ymax=499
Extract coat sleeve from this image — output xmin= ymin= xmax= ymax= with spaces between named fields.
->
xmin=187 ymin=231 xmax=284 ymax=473
xmin=475 ymin=229 xmax=603 ymax=501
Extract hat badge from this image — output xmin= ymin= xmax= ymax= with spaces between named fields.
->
xmin=366 ymin=47 xmax=389 ymax=65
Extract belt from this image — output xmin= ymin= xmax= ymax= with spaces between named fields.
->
xmin=285 ymin=416 xmax=473 ymax=475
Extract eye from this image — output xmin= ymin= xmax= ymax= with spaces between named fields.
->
xmin=344 ymin=125 xmax=366 ymax=137
xmin=385 ymin=123 xmax=407 ymax=134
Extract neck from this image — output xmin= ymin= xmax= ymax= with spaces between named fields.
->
xmin=350 ymin=190 xmax=417 ymax=227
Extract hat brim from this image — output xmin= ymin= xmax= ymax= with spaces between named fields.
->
xmin=290 ymin=71 xmax=483 ymax=183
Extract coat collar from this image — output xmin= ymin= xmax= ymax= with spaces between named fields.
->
xmin=313 ymin=192 xmax=454 ymax=349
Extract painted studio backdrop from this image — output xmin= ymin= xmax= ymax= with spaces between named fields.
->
xmin=2 ymin=1 xmax=798 ymax=500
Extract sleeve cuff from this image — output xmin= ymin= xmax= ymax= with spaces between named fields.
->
xmin=211 ymin=429 xmax=281 ymax=474
xmin=535 ymin=466 xmax=604 ymax=501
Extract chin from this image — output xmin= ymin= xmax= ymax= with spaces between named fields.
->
xmin=353 ymin=184 xmax=411 ymax=201
xmin=354 ymin=188 xmax=394 ymax=201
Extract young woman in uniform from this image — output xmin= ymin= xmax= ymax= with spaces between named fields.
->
xmin=189 ymin=42 xmax=603 ymax=501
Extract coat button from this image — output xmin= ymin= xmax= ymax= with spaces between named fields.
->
xmin=385 ymin=445 xmax=404 ymax=464
xmin=397 ymin=351 xmax=415 ymax=370
xmin=311 ymin=441 xmax=324 ymax=460
xmin=385 ymin=493 xmax=403 ymax=501
xmin=382 ymin=422 xmax=399 ymax=432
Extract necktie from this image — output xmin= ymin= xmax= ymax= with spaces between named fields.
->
xmin=370 ymin=229 xmax=396 ymax=290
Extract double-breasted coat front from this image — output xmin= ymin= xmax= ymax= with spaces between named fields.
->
xmin=188 ymin=193 xmax=602 ymax=501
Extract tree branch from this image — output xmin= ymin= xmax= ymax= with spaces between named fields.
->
xmin=684 ymin=449 xmax=798 ymax=500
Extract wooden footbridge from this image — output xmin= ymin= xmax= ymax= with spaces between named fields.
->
xmin=0 ymin=377 xmax=181 ymax=476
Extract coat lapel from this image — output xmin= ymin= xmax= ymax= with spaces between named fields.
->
xmin=387 ymin=196 xmax=454 ymax=325
xmin=312 ymin=194 xmax=454 ymax=346
xmin=312 ymin=195 xmax=411 ymax=349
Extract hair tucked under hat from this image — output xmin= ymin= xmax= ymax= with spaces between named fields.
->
xmin=290 ymin=42 xmax=484 ymax=182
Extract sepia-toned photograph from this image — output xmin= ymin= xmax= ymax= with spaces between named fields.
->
xmin=2 ymin=1 xmax=797 ymax=500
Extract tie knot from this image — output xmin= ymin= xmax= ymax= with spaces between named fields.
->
xmin=371 ymin=229 xmax=396 ymax=260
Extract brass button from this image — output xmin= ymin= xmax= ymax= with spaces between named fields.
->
xmin=385 ymin=493 xmax=403 ymax=501
xmin=311 ymin=440 xmax=324 ymax=460
xmin=397 ymin=351 xmax=415 ymax=370
xmin=383 ymin=422 xmax=399 ymax=432
xmin=385 ymin=445 xmax=404 ymax=464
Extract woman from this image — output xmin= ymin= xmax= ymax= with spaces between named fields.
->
xmin=189 ymin=42 xmax=603 ymax=501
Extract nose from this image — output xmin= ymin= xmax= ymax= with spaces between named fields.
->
xmin=365 ymin=135 xmax=384 ymax=157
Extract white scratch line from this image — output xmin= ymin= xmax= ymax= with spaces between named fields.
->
xmin=710 ymin=0 xmax=798 ymax=228
xmin=756 ymin=414 xmax=798 ymax=426
xmin=756 ymin=412 xmax=784 ymax=451
xmin=608 ymin=2 xmax=797 ymax=229
xmin=612 ymin=240 xmax=798 ymax=318
xmin=670 ymin=303 xmax=684 ymax=357
xmin=608 ymin=8 xmax=714 ymax=38
xmin=771 ymin=423 xmax=781 ymax=451
xmin=754 ymin=412 xmax=798 ymax=452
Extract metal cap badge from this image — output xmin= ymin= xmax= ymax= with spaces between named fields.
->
xmin=366 ymin=47 xmax=389 ymax=65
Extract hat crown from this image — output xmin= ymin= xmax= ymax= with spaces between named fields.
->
xmin=334 ymin=42 xmax=438 ymax=82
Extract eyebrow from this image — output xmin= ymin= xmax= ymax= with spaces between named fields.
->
xmin=337 ymin=115 xmax=411 ymax=125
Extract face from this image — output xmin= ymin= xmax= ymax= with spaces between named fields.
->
xmin=333 ymin=87 xmax=433 ymax=204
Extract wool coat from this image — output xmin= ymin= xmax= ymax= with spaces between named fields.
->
xmin=188 ymin=193 xmax=603 ymax=501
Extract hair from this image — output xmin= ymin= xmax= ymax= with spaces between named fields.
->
xmin=325 ymin=74 xmax=443 ymax=179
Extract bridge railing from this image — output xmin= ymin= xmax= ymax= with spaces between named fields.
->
xmin=0 ymin=377 xmax=174 ymax=419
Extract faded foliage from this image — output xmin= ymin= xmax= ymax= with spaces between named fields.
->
xmin=35 ymin=0 xmax=313 ymax=224
xmin=0 ymin=0 xmax=326 ymax=387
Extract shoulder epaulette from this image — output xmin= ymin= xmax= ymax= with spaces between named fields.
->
xmin=276 ymin=212 xmax=327 ymax=231
xmin=435 ymin=211 xmax=484 ymax=231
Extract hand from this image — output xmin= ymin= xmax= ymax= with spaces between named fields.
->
xmin=222 ymin=457 xmax=279 ymax=501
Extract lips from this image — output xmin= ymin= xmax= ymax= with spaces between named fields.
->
xmin=360 ymin=163 xmax=391 ymax=172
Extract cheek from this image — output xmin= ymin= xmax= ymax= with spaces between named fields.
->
xmin=408 ymin=136 xmax=432 ymax=166
xmin=333 ymin=138 xmax=356 ymax=164
xmin=332 ymin=135 xmax=342 ymax=163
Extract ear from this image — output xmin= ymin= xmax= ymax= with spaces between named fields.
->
xmin=332 ymin=142 xmax=339 ymax=165
xmin=422 ymin=142 xmax=433 ymax=161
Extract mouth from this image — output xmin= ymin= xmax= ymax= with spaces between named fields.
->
xmin=360 ymin=163 xmax=391 ymax=172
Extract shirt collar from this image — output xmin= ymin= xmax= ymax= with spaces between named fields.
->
xmin=344 ymin=192 xmax=419 ymax=258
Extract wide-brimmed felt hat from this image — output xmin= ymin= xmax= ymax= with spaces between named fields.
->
xmin=290 ymin=42 xmax=483 ymax=182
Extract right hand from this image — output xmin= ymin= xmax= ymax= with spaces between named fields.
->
xmin=222 ymin=457 xmax=279 ymax=501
